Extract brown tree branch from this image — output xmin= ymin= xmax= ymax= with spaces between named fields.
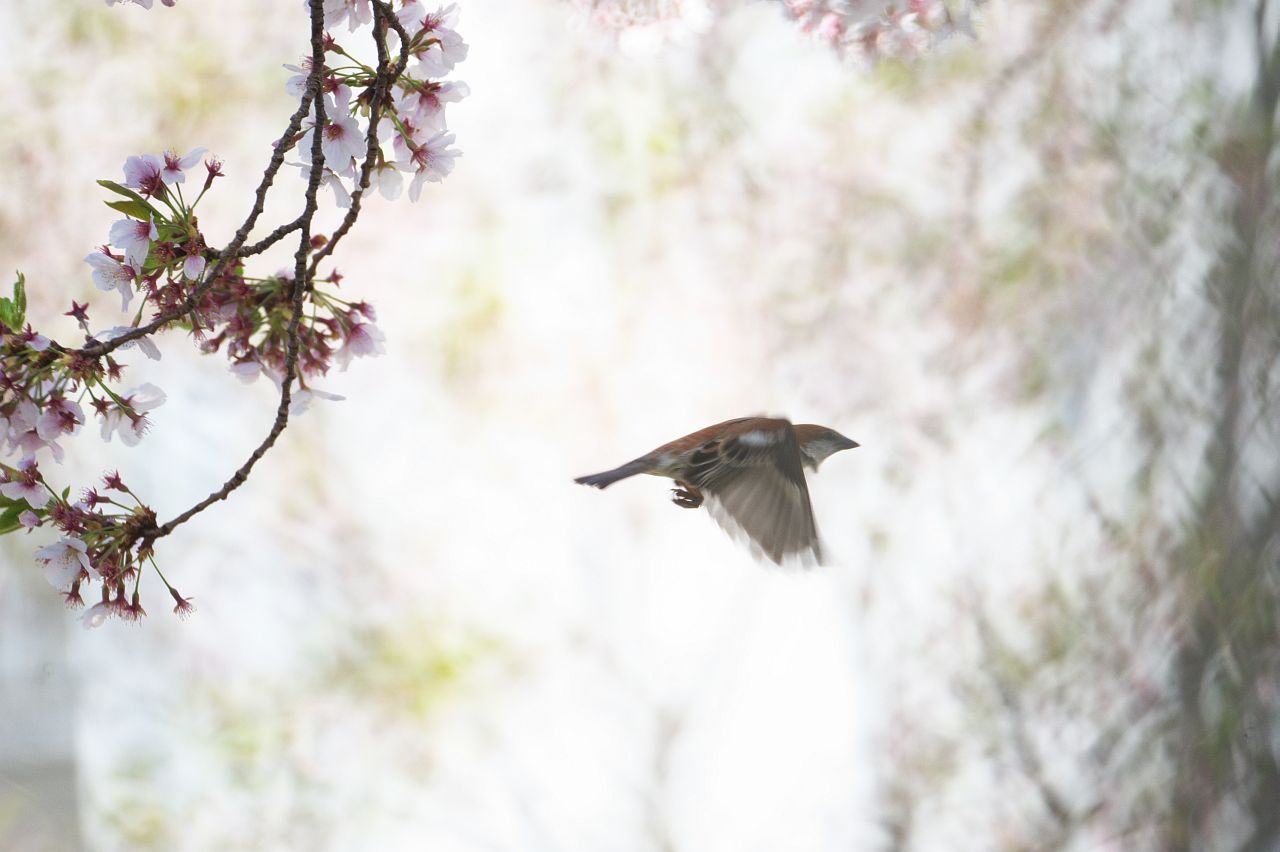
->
xmin=308 ymin=1 xmax=413 ymax=279
xmin=139 ymin=0 xmax=331 ymax=543
xmin=75 ymin=84 xmax=319 ymax=360
xmin=143 ymin=0 xmax=408 ymax=544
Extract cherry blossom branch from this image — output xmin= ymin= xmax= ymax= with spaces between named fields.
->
xmin=309 ymin=2 xmax=412 ymax=279
xmin=3 ymin=0 xmax=468 ymax=624
xmin=143 ymin=0 xmax=410 ymax=544
xmin=75 ymin=77 xmax=321 ymax=360
xmin=139 ymin=0 xmax=331 ymax=546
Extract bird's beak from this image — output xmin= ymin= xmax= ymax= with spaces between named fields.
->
xmin=842 ymin=437 xmax=860 ymax=450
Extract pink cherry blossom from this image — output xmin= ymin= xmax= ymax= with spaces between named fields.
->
xmin=4 ymin=403 xmax=64 ymax=462
xmin=289 ymin=386 xmax=345 ymax=416
xmin=816 ymin=12 xmax=844 ymax=42
xmin=401 ymin=131 xmax=460 ymax=201
xmin=122 ymin=153 xmax=166 ymax=196
xmin=160 ymin=147 xmax=207 ymax=185
xmin=335 ymin=320 xmax=386 ymax=369
xmin=908 ymin=0 xmax=947 ymax=29
xmin=395 ymin=80 xmax=469 ymax=130
xmin=229 ymin=359 xmax=264 ymax=383
xmin=283 ymin=59 xmax=315 ymax=98
xmin=94 ymin=327 xmax=162 ymax=361
xmin=14 ymin=326 xmax=51 ymax=352
xmin=99 ymin=384 xmax=166 ymax=447
xmin=1 ymin=457 xmax=49 ymax=508
xmin=295 ymin=165 xmax=353 ymax=209
xmin=36 ymin=397 xmax=86 ymax=442
xmin=401 ymin=4 xmax=469 ymax=77
xmin=183 ymin=254 xmax=207 ymax=280
xmin=18 ymin=510 xmax=40 ymax=528
xmin=396 ymin=0 xmax=427 ymax=30
xmin=35 ymin=536 xmax=93 ymax=588
xmin=324 ymin=0 xmax=372 ymax=32
xmin=380 ymin=111 xmax=432 ymax=163
xmin=81 ymin=601 xmax=111 ymax=629
xmin=85 ymin=250 xmax=136 ymax=311
xmin=300 ymin=89 xmax=366 ymax=173
xmin=108 ymin=217 xmax=158 ymax=270
xmin=370 ymin=161 xmax=404 ymax=201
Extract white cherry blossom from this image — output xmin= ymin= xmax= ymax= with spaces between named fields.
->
xmin=108 ymin=217 xmax=157 ymax=270
xmin=99 ymin=384 xmax=166 ymax=447
xmin=35 ymin=536 xmax=93 ymax=588
xmin=160 ymin=147 xmax=207 ymax=185
xmin=85 ymin=251 xmax=136 ymax=311
xmin=95 ymin=326 xmax=162 ymax=361
xmin=323 ymin=0 xmax=371 ymax=32
xmin=35 ymin=397 xmax=85 ymax=442
xmin=400 ymin=131 xmax=460 ymax=201
xmin=81 ymin=601 xmax=111 ymax=629
xmin=335 ymin=320 xmax=386 ymax=369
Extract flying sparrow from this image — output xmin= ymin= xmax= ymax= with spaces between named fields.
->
xmin=574 ymin=416 xmax=858 ymax=565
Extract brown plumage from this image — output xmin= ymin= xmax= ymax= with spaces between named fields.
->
xmin=574 ymin=416 xmax=858 ymax=565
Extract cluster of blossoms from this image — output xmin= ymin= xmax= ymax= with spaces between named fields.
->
xmin=196 ymin=262 xmax=384 ymax=414
xmin=295 ymin=1 xmax=467 ymax=205
xmin=569 ymin=0 xmax=702 ymax=31
xmin=0 ymin=0 xmax=467 ymax=626
xmin=782 ymin=0 xmax=978 ymax=62
xmin=568 ymin=0 xmax=977 ymax=63
xmin=0 ymin=270 xmax=176 ymax=623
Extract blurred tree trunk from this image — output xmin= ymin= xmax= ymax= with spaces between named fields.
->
xmin=1169 ymin=2 xmax=1280 ymax=847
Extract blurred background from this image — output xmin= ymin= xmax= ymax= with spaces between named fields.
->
xmin=1 ymin=0 xmax=1278 ymax=849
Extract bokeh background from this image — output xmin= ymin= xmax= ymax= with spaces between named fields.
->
xmin=1 ymin=0 xmax=1278 ymax=849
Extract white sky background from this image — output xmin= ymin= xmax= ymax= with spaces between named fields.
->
xmin=0 ymin=0 xmax=1220 ymax=850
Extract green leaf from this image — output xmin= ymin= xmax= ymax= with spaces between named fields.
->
xmin=97 ymin=179 xmax=147 ymax=203
xmin=98 ymin=180 xmax=162 ymax=220
xmin=157 ymin=224 xmax=186 ymax=242
xmin=0 ymin=504 xmax=25 ymax=536
xmin=0 ymin=271 xmax=24 ymax=331
xmin=13 ymin=272 xmax=24 ymax=325
xmin=0 ymin=493 xmax=37 ymax=536
xmin=105 ymin=199 xmax=156 ymax=220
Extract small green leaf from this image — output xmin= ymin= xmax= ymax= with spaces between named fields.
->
xmin=98 ymin=181 xmax=161 ymax=220
xmin=105 ymin=199 xmax=155 ymax=220
xmin=0 ymin=504 xmax=25 ymax=536
xmin=98 ymin=179 xmax=145 ymax=202
xmin=13 ymin=272 xmax=24 ymax=326
xmin=157 ymin=224 xmax=186 ymax=242
xmin=0 ymin=271 xmax=24 ymax=331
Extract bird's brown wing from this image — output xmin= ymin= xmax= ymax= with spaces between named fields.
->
xmin=686 ymin=424 xmax=822 ymax=565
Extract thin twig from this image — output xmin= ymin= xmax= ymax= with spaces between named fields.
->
xmin=73 ymin=40 xmax=320 ymax=360
xmin=308 ymin=0 xmax=412 ymax=278
xmin=142 ymin=0 xmax=330 ymax=542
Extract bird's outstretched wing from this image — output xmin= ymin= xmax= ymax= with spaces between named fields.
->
xmin=687 ymin=423 xmax=822 ymax=565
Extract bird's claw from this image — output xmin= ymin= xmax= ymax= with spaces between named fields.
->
xmin=671 ymin=486 xmax=703 ymax=509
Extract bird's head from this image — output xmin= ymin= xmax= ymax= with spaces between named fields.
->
xmin=794 ymin=424 xmax=859 ymax=471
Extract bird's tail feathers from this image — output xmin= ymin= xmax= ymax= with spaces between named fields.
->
xmin=574 ymin=459 xmax=649 ymax=489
